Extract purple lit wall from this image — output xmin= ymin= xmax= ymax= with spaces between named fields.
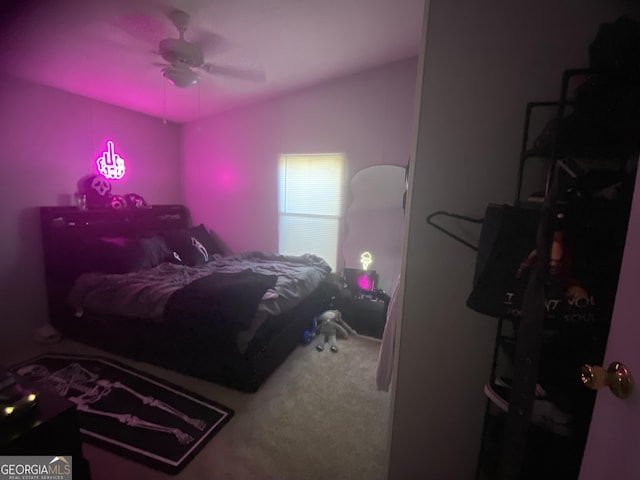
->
xmin=0 ymin=74 xmax=182 ymax=350
xmin=181 ymin=58 xmax=418 ymax=257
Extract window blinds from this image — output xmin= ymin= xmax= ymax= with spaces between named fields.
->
xmin=278 ymin=154 xmax=344 ymax=270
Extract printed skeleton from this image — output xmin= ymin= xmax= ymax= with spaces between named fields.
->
xmin=16 ymin=363 xmax=206 ymax=445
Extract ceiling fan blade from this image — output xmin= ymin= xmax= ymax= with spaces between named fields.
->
xmin=190 ymin=30 xmax=231 ymax=56
xmin=201 ymin=63 xmax=266 ymax=83
xmin=112 ymin=14 xmax=168 ymax=47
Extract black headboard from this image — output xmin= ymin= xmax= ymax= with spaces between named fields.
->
xmin=40 ymin=205 xmax=191 ymax=241
xmin=39 ymin=204 xmax=192 ymax=328
xmin=40 ymin=204 xmax=191 ymax=275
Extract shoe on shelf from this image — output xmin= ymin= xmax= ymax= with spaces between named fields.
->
xmin=494 ymin=375 xmax=547 ymax=398
xmin=483 ymin=380 xmax=572 ymax=437
xmin=484 ymin=383 xmax=510 ymax=412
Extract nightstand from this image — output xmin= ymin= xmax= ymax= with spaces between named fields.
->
xmin=339 ymin=295 xmax=388 ymax=339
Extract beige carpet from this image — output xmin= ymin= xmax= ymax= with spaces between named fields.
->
xmin=1 ymin=335 xmax=391 ymax=480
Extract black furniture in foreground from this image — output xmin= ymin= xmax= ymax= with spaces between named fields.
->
xmin=338 ymin=295 xmax=388 ymax=339
xmin=0 ymin=373 xmax=92 ymax=480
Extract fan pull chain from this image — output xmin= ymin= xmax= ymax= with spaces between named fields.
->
xmin=162 ymin=78 xmax=168 ymax=125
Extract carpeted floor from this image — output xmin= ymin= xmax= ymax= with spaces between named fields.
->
xmin=1 ymin=334 xmax=391 ymax=480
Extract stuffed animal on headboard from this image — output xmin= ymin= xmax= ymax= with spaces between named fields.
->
xmin=79 ymin=174 xmax=112 ymax=209
xmin=315 ymin=310 xmax=357 ymax=352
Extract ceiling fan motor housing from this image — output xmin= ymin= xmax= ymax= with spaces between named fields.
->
xmin=159 ymin=39 xmax=204 ymax=68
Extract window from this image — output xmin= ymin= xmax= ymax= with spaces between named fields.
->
xmin=278 ymin=153 xmax=344 ymax=270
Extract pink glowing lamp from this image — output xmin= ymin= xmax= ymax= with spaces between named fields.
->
xmin=357 ymin=274 xmax=375 ymax=291
xmin=96 ymin=141 xmax=126 ymax=180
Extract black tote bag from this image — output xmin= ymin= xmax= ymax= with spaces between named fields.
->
xmin=466 ymin=204 xmax=541 ymax=319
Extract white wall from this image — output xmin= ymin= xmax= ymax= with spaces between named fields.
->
xmin=0 ymin=75 xmax=182 ymax=350
xmin=389 ymin=2 xmax=640 ymax=479
xmin=181 ymin=58 xmax=418 ymax=277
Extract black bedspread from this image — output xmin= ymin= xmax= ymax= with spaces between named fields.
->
xmin=164 ymin=269 xmax=278 ymax=331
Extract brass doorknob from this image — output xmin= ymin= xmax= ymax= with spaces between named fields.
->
xmin=580 ymin=362 xmax=633 ymax=399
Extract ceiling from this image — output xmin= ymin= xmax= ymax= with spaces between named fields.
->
xmin=0 ymin=0 xmax=424 ymax=123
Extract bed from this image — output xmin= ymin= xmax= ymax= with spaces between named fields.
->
xmin=39 ymin=205 xmax=335 ymax=392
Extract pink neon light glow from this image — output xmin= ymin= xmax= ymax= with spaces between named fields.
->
xmin=96 ymin=140 xmax=126 ymax=179
xmin=215 ymin=166 xmax=239 ymax=191
xmin=358 ymin=274 xmax=374 ymax=291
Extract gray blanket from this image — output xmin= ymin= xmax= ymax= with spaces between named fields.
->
xmin=68 ymin=251 xmax=331 ymax=353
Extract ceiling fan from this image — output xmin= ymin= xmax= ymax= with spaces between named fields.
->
xmin=156 ymin=9 xmax=266 ymax=88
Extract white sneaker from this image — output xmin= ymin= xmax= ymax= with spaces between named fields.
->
xmin=484 ymin=381 xmax=572 ymax=437
xmin=495 ymin=375 xmax=548 ymax=398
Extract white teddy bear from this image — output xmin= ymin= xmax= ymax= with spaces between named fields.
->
xmin=315 ymin=310 xmax=357 ymax=352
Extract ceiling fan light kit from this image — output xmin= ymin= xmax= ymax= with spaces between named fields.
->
xmin=162 ymin=65 xmax=200 ymax=88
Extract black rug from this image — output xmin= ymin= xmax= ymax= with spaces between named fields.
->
xmin=10 ymin=354 xmax=234 ymax=475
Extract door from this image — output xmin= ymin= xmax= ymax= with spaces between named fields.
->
xmin=579 ymin=162 xmax=640 ymax=479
